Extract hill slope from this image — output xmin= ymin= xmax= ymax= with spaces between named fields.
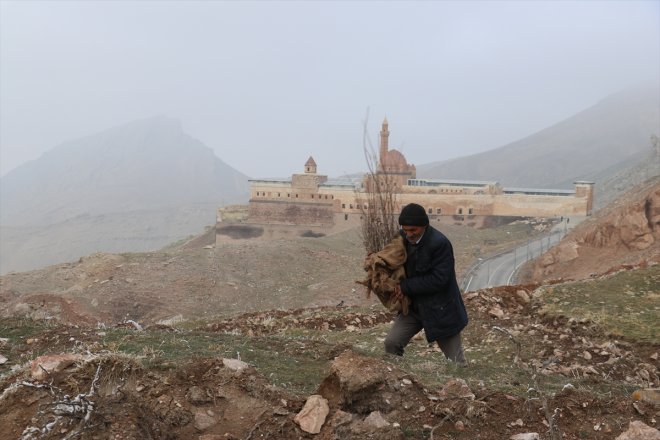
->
xmin=417 ymin=84 xmax=660 ymax=192
xmin=520 ymin=176 xmax=660 ymax=283
xmin=0 ymin=116 xmax=249 ymax=274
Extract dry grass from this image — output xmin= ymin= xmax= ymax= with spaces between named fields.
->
xmin=537 ymin=265 xmax=659 ymax=343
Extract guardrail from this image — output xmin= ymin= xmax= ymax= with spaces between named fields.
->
xmin=460 ymin=228 xmax=568 ymax=292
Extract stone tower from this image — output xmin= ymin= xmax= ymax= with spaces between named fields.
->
xmin=305 ymin=156 xmax=317 ymax=174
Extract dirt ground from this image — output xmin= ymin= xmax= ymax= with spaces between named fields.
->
xmin=1 ymin=280 xmax=658 ymax=440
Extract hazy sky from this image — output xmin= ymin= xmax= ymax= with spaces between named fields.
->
xmin=1 ymin=0 xmax=658 ymax=178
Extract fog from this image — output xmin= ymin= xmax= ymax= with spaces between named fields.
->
xmin=1 ymin=0 xmax=658 ymax=179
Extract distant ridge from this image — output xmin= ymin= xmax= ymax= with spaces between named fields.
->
xmin=0 ymin=116 xmax=249 ymax=273
xmin=417 ymin=84 xmax=660 ymax=194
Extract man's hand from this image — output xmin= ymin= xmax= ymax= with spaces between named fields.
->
xmin=391 ymin=284 xmax=405 ymax=303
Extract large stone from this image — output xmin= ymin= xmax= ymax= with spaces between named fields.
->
xmin=615 ymin=420 xmax=660 ymax=440
xmin=437 ymin=378 xmax=475 ymax=400
xmin=316 ymin=350 xmax=386 ymax=407
xmin=294 ymin=395 xmax=329 ymax=434
xmin=30 ymin=353 xmax=90 ymax=380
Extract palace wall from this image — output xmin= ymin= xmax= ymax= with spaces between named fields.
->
xmin=247 ymin=180 xmax=592 ymax=224
xmin=248 ymin=199 xmax=335 ymax=225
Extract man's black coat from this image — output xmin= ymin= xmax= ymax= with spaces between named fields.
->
xmin=399 ymin=225 xmax=469 ymax=342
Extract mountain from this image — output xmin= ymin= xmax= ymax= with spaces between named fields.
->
xmin=417 ymin=84 xmax=660 ymax=197
xmin=0 ymin=116 xmax=249 ymax=274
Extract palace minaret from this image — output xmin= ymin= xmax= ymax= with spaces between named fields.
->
xmin=379 ymin=117 xmax=389 ymax=167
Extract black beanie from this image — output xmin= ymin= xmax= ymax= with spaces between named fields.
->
xmin=398 ymin=203 xmax=429 ymax=226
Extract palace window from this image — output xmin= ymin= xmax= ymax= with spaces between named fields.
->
xmin=458 ymin=208 xmax=463 ymax=215
xmin=428 ymin=208 xmax=433 ymax=214
xmin=468 ymin=208 xmax=473 ymax=215
xmin=342 ymin=204 xmax=346 ymax=209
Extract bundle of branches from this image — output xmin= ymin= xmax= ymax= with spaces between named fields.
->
xmin=355 ymin=114 xmax=409 ymax=313
xmin=357 ymin=116 xmax=400 ymax=254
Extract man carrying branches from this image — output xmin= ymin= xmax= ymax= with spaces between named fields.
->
xmin=384 ymin=203 xmax=469 ymax=365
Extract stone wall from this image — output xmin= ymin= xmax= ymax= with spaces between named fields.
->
xmin=248 ymin=175 xmax=593 ymax=226
xmin=248 ymin=199 xmax=334 ymax=226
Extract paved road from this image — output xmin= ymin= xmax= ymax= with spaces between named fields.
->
xmin=462 ymin=218 xmax=582 ymax=292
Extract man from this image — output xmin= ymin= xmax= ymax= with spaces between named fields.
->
xmin=385 ymin=203 xmax=468 ymax=365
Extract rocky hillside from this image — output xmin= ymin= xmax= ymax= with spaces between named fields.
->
xmin=0 ymin=116 xmax=250 ymax=274
xmin=521 ymin=176 xmax=660 ymax=283
xmin=417 ymin=84 xmax=660 ymax=192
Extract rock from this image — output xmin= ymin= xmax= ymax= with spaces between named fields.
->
xmin=363 ymin=411 xmax=390 ymax=429
xmin=455 ymin=420 xmax=465 ymax=431
xmin=222 ymin=358 xmax=249 ymax=372
xmin=632 ymin=388 xmax=660 ymax=406
xmin=464 ymin=292 xmax=479 ymax=300
xmin=327 ymin=409 xmax=353 ymax=428
xmin=186 ymin=386 xmax=212 ymax=404
xmin=13 ymin=303 xmax=31 ymax=316
xmin=614 ymin=420 xmax=660 ymax=440
xmin=30 ymin=353 xmax=90 ymax=380
xmin=510 ymin=434 xmax=540 ymax=440
xmin=294 ymin=395 xmax=329 ymax=434
xmin=316 ymin=350 xmax=385 ymax=407
xmin=488 ymin=306 xmax=505 ymax=319
xmin=193 ymin=410 xmax=216 ymax=431
xmin=516 ymin=290 xmax=530 ymax=304
xmin=437 ymin=378 xmax=475 ymax=400
xmin=0 ymin=354 xmax=7 ymax=365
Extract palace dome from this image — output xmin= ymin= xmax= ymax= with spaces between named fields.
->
xmin=381 ymin=149 xmax=410 ymax=171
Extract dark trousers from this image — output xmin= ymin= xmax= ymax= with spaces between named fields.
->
xmin=384 ymin=309 xmax=467 ymax=365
